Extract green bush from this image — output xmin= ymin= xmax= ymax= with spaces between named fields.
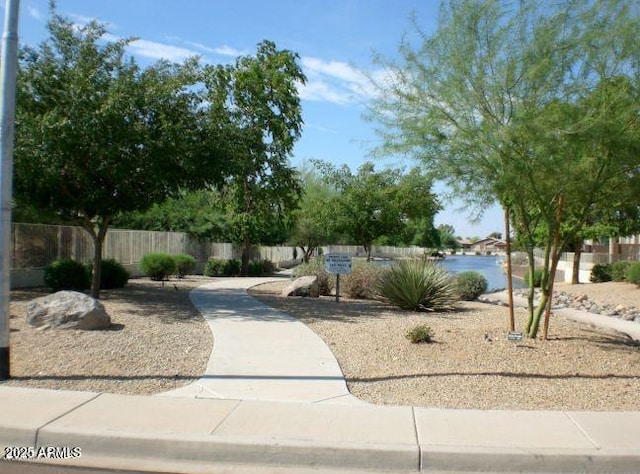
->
xmin=611 ymin=261 xmax=632 ymax=282
xmin=173 ymin=254 xmax=196 ymax=278
xmin=99 ymin=258 xmax=130 ymax=289
xmin=590 ymin=264 xmax=612 ymax=283
xmin=43 ymin=259 xmax=91 ymax=292
xmin=248 ymin=260 xmax=264 ymax=276
xmin=626 ymin=262 xmax=640 ymax=286
xmin=204 ymin=258 xmax=241 ymax=277
xmin=293 ymin=258 xmax=333 ymax=296
xmin=453 ymin=271 xmax=488 ymax=300
xmin=342 ymin=260 xmax=385 ymax=299
xmin=524 ymin=268 xmax=544 ymax=287
xmin=377 ymin=259 xmax=456 ymax=312
xmin=139 ymin=253 xmax=176 ymax=281
xmin=261 ymin=259 xmax=276 ymax=275
xmin=406 ymin=324 xmax=435 ymax=343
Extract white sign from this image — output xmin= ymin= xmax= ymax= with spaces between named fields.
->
xmin=324 ymin=254 xmax=352 ymax=274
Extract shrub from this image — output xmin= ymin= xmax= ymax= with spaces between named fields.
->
xmin=524 ymin=268 xmax=544 ymax=287
xmin=204 ymin=258 xmax=241 ymax=277
xmin=453 ymin=271 xmax=488 ymax=300
xmin=173 ymin=254 xmax=196 ymax=278
xmin=139 ymin=253 xmax=176 ymax=281
xmin=626 ymin=262 xmax=640 ymax=286
xmin=43 ymin=259 xmax=90 ymax=292
xmin=293 ymin=258 xmax=333 ymax=296
xmin=611 ymin=261 xmax=632 ymax=282
xmin=406 ymin=324 xmax=435 ymax=343
xmin=248 ymin=260 xmax=264 ymax=276
xmin=261 ymin=259 xmax=276 ymax=275
xmin=377 ymin=259 xmax=456 ymax=312
xmin=342 ymin=260 xmax=385 ymax=299
xmin=99 ymin=258 xmax=130 ymax=289
xmin=590 ymin=264 xmax=612 ymax=283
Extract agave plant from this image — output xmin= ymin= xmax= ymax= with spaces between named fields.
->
xmin=377 ymin=259 xmax=456 ymax=311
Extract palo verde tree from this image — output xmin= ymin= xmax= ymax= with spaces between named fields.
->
xmin=202 ymin=41 xmax=306 ymax=276
xmin=14 ymin=8 xmax=221 ymax=297
xmin=367 ymin=0 xmax=640 ymax=338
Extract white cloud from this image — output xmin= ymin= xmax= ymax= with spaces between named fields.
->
xmin=299 ymin=56 xmax=383 ymax=105
xmin=128 ymin=38 xmax=199 ymax=61
xmin=297 ymin=79 xmax=352 ymax=105
xmin=213 ymin=45 xmax=245 ymax=57
xmin=27 ymin=6 xmax=45 ymax=22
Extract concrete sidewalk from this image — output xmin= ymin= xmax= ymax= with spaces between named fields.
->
xmin=161 ymin=277 xmax=357 ymax=404
xmin=1 ymin=277 xmax=640 ymax=473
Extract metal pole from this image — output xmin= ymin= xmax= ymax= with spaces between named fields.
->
xmin=0 ymin=0 xmax=21 ymax=380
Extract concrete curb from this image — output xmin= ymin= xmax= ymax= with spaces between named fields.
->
xmin=2 ymin=386 xmax=640 ymax=473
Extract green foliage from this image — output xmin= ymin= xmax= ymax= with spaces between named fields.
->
xmin=590 ymin=264 xmax=612 ymax=283
xmin=246 ymin=259 xmax=275 ymax=276
xmin=341 ymin=260 xmax=386 ymax=299
xmin=313 ymin=160 xmax=440 ymax=259
xmin=173 ymin=254 xmax=196 ymax=278
xmin=99 ymin=258 xmax=130 ymax=289
xmin=611 ymin=261 xmax=632 ymax=282
xmin=366 ymin=0 xmax=640 ymax=340
xmin=206 ymin=41 xmax=306 ymax=275
xmin=14 ymin=8 xmax=226 ymax=297
xmin=453 ymin=271 xmax=488 ymax=301
xmin=405 ymin=325 xmax=435 ymax=344
xmin=293 ymin=258 xmax=333 ymax=296
xmin=204 ymin=258 xmax=240 ymax=277
xmin=524 ymin=268 xmax=544 ymax=288
xmin=140 ymin=253 xmax=177 ymax=281
xmin=203 ymin=258 xmax=241 ymax=277
xmin=626 ymin=262 xmax=640 ymax=286
xmin=377 ymin=260 xmax=456 ymax=312
xmin=43 ymin=259 xmax=91 ymax=292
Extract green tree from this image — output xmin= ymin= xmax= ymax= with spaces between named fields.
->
xmin=437 ymin=224 xmax=458 ymax=251
xmin=113 ymin=189 xmax=231 ymax=242
xmin=202 ymin=41 xmax=306 ymax=275
xmin=14 ymin=9 xmax=220 ymax=297
xmin=289 ymin=163 xmax=338 ymax=262
xmin=367 ymin=0 xmax=640 ymax=338
xmin=315 ymin=161 xmax=439 ymax=260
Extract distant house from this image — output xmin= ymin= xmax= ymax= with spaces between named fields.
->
xmin=471 ymin=237 xmax=507 ymax=253
xmin=457 ymin=239 xmax=474 ymax=251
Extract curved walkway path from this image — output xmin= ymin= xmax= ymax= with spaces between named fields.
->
xmin=161 ymin=277 xmax=358 ymax=404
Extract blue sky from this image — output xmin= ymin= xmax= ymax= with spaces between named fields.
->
xmin=8 ymin=0 xmax=503 ymax=239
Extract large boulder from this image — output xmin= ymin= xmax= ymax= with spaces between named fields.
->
xmin=26 ymin=291 xmax=111 ymax=330
xmin=281 ymin=275 xmax=320 ymax=298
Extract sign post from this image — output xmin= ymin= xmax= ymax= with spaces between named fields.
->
xmin=324 ymin=254 xmax=352 ymax=303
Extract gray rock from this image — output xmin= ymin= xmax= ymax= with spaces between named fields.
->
xmin=26 ymin=291 xmax=111 ymax=330
xmin=281 ymin=275 xmax=320 ymax=298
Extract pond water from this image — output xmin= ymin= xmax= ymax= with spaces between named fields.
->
xmin=437 ymin=254 xmax=526 ymax=291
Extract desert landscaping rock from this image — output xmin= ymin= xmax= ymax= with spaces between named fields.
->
xmin=281 ymin=275 xmax=320 ymax=298
xmin=26 ymin=291 xmax=111 ymax=330
xmin=5 ymin=277 xmax=212 ymax=395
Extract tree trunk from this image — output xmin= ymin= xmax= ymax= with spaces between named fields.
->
xmin=571 ymin=240 xmax=582 ymax=284
xmin=85 ymin=218 xmax=110 ymax=299
xmin=504 ymin=207 xmax=515 ymax=332
xmin=241 ymin=232 xmax=250 ymax=276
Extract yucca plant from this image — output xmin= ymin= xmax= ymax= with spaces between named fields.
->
xmin=377 ymin=259 xmax=456 ymax=311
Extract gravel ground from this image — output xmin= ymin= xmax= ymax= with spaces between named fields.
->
xmin=4 ymin=275 xmax=639 ymax=411
xmin=249 ymin=280 xmax=640 ymax=411
xmin=2 ymin=276 xmax=213 ymax=395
